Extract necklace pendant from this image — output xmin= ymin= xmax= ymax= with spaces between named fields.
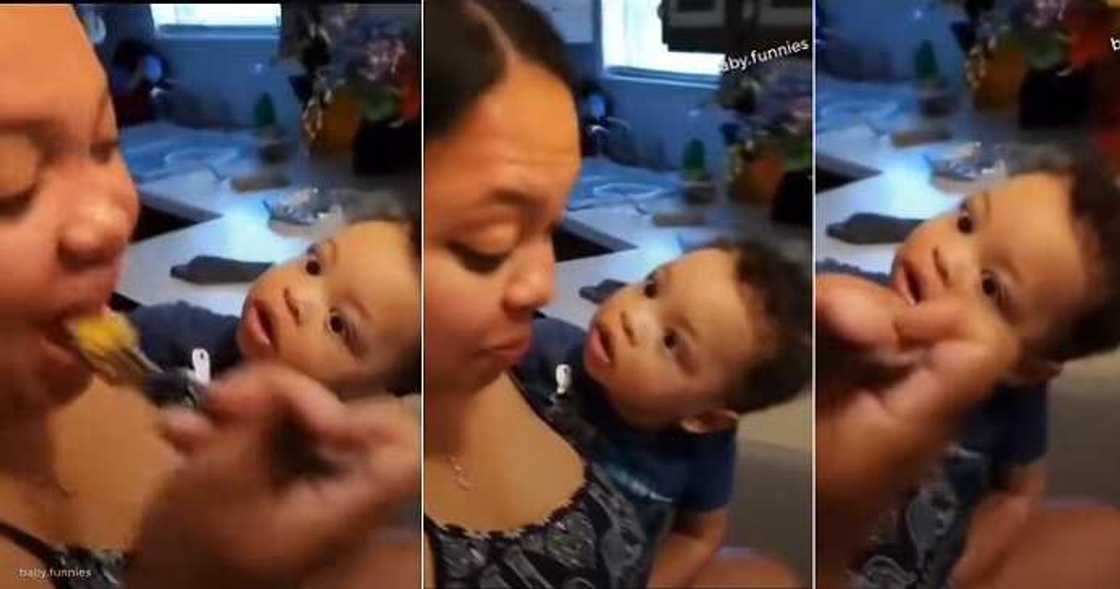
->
xmin=448 ymin=456 xmax=473 ymax=491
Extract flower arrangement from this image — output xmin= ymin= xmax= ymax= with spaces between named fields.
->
xmin=280 ymin=5 xmax=420 ymax=145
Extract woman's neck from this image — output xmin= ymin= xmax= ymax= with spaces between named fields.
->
xmin=424 ymin=372 xmax=520 ymax=457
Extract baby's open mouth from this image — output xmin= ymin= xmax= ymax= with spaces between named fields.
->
xmin=895 ymin=259 xmax=925 ymax=306
xmin=245 ymin=298 xmax=278 ymax=353
xmin=589 ymin=320 xmax=615 ymax=367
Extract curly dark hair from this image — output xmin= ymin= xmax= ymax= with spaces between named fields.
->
xmin=715 ymin=241 xmax=812 ymax=413
xmin=338 ymin=197 xmax=420 ymax=395
xmin=1027 ymin=150 xmax=1120 ymax=362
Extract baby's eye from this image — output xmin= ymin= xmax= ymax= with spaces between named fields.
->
xmin=662 ymin=328 xmax=678 ymax=349
xmin=956 ymin=208 xmax=974 ymax=234
xmin=643 ymin=275 xmax=659 ymax=298
xmin=980 ymin=270 xmax=1001 ymax=299
xmin=328 ymin=310 xmax=349 ymax=335
xmin=304 ymin=253 xmax=322 ymax=276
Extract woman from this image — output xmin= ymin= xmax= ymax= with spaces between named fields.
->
xmin=422 ymin=1 xmax=648 ymax=587
xmin=0 ymin=7 xmax=417 ymax=588
xmin=422 ymin=2 xmax=798 ymax=587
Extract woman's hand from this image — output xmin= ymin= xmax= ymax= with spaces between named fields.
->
xmin=128 ymin=364 xmax=419 ymax=589
xmin=815 ymin=275 xmax=1019 ymax=587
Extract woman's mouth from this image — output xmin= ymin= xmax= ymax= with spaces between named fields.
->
xmin=488 ymin=333 xmax=531 ymax=363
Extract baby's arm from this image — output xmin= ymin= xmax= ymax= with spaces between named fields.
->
xmin=648 ymin=507 xmax=728 ymax=588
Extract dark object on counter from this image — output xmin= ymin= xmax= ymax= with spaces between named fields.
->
xmin=1018 ymin=67 xmax=1092 ymax=129
xmin=171 ymin=256 xmax=273 ymax=285
xmin=231 ymin=170 xmax=291 ymax=193
xmin=353 ymin=118 xmax=422 ymax=176
xmin=890 ymin=126 xmax=953 ymax=148
xmin=653 ymin=210 xmax=707 ymax=227
xmin=579 ymin=279 xmax=628 ymax=305
xmin=826 ymin=213 xmax=924 ymax=245
xmin=770 ymin=171 xmax=812 ymax=227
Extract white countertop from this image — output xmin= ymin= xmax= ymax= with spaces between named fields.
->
xmin=814 ymin=74 xmax=1076 ymax=274
xmin=118 ymin=122 xmax=412 ymax=316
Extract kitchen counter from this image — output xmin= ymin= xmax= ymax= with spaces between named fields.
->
xmin=815 ymin=74 xmax=1081 ymax=274
xmin=117 ymin=122 xmax=414 ymax=317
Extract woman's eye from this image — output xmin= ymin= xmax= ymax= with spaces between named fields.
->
xmin=662 ymin=329 xmax=678 ymax=349
xmin=451 ymin=244 xmax=508 ymax=274
xmin=643 ymin=275 xmax=659 ymax=298
xmin=957 ymin=208 xmax=974 ymax=234
xmin=0 ymin=187 xmax=33 ymax=217
xmin=305 ymin=254 xmax=322 ymax=276
xmin=980 ymin=271 xmax=1001 ymax=299
xmin=91 ymin=140 xmax=119 ymax=164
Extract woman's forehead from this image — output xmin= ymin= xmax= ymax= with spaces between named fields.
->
xmin=0 ymin=8 xmax=108 ymax=136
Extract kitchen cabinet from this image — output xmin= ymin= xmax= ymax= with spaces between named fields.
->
xmin=527 ymin=0 xmax=593 ymax=44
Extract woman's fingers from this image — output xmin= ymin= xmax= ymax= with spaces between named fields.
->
xmin=817 ymin=274 xmax=905 ymax=350
xmin=158 ymin=406 xmax=218 ymax=456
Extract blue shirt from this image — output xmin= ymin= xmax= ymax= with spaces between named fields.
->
xmin=514 ymin=318 xmax=737 ymax=549
xmin=128 ymin=302 xmax=242 ymax=405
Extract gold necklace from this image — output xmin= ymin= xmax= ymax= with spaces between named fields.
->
xmin=446 ymin=455 xmax=473 ymax=491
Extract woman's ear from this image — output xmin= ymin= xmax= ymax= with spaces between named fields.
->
xmin=679 ymin=408 xmax=739 ymax=434
xmin=1006 ymin=354 xmax=1062 ymax=386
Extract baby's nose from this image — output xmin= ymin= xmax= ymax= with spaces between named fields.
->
xmin=284 ymin=287 xmax=309 ymax=326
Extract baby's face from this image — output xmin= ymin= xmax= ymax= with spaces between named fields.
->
xmin=585 ymin=248 xmax=762 ymax=430
xmin=238 ymin=221 xmax=419 ymax=398
xmin=892 ymin=173 xmax=1098 ymax=358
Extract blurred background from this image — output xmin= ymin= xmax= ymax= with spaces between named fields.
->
xmin=75 ymin=3 xmax=419 ymax=319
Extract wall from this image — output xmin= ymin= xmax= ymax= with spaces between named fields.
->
xmin=572 ymin=2 xmax=765 ymax=176
xmin=819 ymin=0 xmax=967 ymax=84
xmin=98 ymin=5 xmax=418 ymax=133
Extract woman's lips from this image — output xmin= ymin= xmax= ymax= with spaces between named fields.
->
xmin=243 ymin=298 xmax=277 ymax=355
xmin=488 ymin=335 xmax=531 ymax=363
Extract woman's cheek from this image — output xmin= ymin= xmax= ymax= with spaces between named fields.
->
xmin=0 ymin=225 xmax=55 ymax=321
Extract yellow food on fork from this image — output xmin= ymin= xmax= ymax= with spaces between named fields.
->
xmin=66 ymin=311 xmax=156 ymax=385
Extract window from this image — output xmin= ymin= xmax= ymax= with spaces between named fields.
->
xmin=150 ymin=4 xmax=281 ymax=31
xmin=601 ymin=0 xmax=723 ymax=78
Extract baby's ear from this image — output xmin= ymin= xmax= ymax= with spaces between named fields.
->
xmin=1006 ymin=354 xmax=1062 ymax=386
xmin=679 ymin=408 xmax=739 ymax=434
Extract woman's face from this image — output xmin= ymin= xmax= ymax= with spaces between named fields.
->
xmin=424 ymin=58 xmax=580 ymax=394
xmin=0 ymin=8 xmax=139 ymax=412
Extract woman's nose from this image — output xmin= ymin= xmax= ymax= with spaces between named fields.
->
xmin=504 ymin=241 xmax=556 ymax=315
xmin=57 ymin=162 xmax=138 ymax=268
xmin=58 ymin=194 xmax=133 ymax=268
